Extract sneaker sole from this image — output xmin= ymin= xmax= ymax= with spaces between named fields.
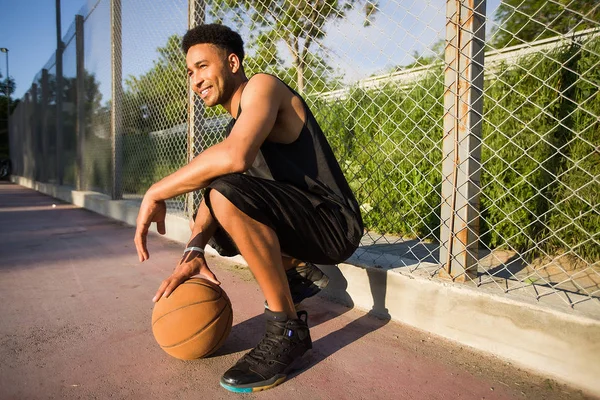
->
xmin=220 ymin=375 xmax=287 ymax=393
xmin=219 ymin=351 xmax=311 ymax=393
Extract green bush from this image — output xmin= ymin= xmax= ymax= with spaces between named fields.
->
xmin=122 ymin=133 xmax=157 ymax=195
xmin=311 ymin=72 xmax=444 ymax=240
xmin=82 ymin=113 xmax=112 ymax=195
xmin=122 ymin=131 xmax=187 ymax=195
xmin=310 ymin=39 xmax=599 ymax=262
xmin=82 ymin=132 xmax=111 ymax=195
xmin=479 ymin=39 xmax=599 ymax=261
xmin=546 ymin=38 xmax=600 ymax=262
xmin=480 ymin=51 xmax=566 ymax=252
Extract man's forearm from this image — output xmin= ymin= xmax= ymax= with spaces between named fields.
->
xmin=146 ymin=140 xmax=247 ymax=202
xmin=187 ymin=198 xmax=218 ymax=249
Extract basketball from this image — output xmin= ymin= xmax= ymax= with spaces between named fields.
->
xmin=151 ymin=278 xmax=233 ymax=360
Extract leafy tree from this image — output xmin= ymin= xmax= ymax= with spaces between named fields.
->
xmin=211 ymin=0 xmax=377 ymax=93
xmin=244 ymin=43 xmax=341 ymax=93
xmin=491 ymin=0 xmax=600 ymax=48
xmin=0 ymin=71 xmax=16 ymax=159
xmin=123 ymin=34 xmax=188 ymax=134
xmin=0 ymin=72 xmax=16 ymax=97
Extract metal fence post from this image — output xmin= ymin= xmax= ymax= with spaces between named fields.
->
xmin=23 ymin=91 xmax=31 ymax=178
xmin=55 ymin=0 xmax=64 ymax=185
xmin=19 ymin=100 xmax=25 ymax=176
xmin=186 ymin=0 xmax=205 ymax=218
xmin=111 ymin=0 xmax=123 ymax=199
xmin=439 ymin=0 xmax=486 ymax=282
xmin=12 ymin=102 xmax=19 ymax=176
xmin=31 ymin=83 xmax=39 ymax=181
xmin=41 ymin=69 xmax=49 ymax=183
xmin=75 ymin=14 xmax=85 ymax=191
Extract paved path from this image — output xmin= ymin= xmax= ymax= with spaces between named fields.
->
xmin=0 ymin=182 xmax=593 ymax=400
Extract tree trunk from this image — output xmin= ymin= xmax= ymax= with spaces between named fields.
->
xmin=296 ymin=58 xmax=305 ymax=94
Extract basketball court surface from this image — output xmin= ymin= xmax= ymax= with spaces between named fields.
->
xmin=0 ymin=182 xmax=593 ymax=399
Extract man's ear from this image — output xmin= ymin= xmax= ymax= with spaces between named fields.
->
xmin=228 ymin=53 xmax=241 ymax=74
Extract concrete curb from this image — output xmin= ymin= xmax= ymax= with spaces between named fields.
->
xmin=11 ymin=176 xmax=600 ymax=397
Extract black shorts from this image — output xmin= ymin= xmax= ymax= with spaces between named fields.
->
xmin=203 ymin=173 xmax=361 ymax=265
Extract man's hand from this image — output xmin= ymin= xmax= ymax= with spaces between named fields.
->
xmin=134 ymin=194 xmax=167 ymax=262
xmin=153 ymin=251 xmax=220 ymax=302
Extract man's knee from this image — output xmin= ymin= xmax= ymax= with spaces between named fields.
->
xmin=205 ymin=174 xmax=273 ymax=233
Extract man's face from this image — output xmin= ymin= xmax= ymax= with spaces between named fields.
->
xmin=186 ymin=43 xmax=236 ymax=107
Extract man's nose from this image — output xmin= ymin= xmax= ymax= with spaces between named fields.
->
xmin=191 ymin=73 xmax=203 ymax=88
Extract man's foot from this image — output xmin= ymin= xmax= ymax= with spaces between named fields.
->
xmin=266 ymin=263 xmax=330 ymax=310
xmin=220 ymin=309 xmax=312 ymax=393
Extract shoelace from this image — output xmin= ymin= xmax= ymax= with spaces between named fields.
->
xmin=243 ymin=330 xmax=291 ymax=366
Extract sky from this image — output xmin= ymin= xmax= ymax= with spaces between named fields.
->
xmin=1 ymin=0 xmax=84 ymax=99
xmin=1 ymin=0 xmax=502 ymax=102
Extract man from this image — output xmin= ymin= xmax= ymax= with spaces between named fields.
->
xmin=134 ymin=24 xmax=363 ymax=393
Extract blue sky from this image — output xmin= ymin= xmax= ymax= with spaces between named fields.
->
xmin=1 ymin=0 xmax=84 ymax=99
xmin=1 ymin=0 xmax=502 ymax=101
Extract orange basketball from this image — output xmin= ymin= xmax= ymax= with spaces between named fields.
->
xmin=151 ymin=278 xmax=233 ymax=360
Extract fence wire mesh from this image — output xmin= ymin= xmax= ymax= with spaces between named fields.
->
xmin=81 ymin=0 xmax=113 ymax=195
xmin=477 ymin=1 xmax=600 ymax=310
xmin=7 ymin=0 xmax=600 ymax=313
xmin=119 ymin=0 xmax=189 ymax=212
xmin=62 ymin=20 xmax=78 ymax=187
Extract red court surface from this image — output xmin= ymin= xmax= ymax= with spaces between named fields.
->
xmin=0 ymin=182 xmax=594 ymax=399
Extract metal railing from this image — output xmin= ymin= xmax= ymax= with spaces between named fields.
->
xmin=8 ymin=0 xmax=600 ymax=313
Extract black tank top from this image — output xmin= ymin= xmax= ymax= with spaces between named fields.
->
xmin=226 ymin=75 xmax=363 ymax=242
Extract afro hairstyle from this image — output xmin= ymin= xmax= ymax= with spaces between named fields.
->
xmin=182 ymin=23 xmax=245 ymax=62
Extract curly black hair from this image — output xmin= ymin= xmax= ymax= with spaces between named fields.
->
xmin=182 ymin=24 xmax=245 ymax=62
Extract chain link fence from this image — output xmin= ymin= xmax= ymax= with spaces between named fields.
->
xmin=8 ymin=0 xmax=600 ymax=314
xmin=478 ymin=1 xmax=600 ymax=312
xmin=80 ymin=0 xmax=113 ymax=195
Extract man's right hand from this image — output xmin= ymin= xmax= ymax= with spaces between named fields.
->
xmin=152 ymin=250 xmax=220 ymax=302
xmin=135 ymin=194 xmax=167 ymax=262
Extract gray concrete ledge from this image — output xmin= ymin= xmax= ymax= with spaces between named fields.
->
xmin=11 ymin=176 xmax=600 ymax=397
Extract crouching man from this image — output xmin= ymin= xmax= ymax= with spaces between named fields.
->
xmin=134 ymin=24 xmax=363 ymax=393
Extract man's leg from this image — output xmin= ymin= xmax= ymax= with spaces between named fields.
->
xmin=209 ymin=189 xmax=312 ymax=392
xmin=190 ymin=205 xmax=327 ymax=309
xmin=276 ymin=257 xmax=330 ymax=308
xmin=208 ymin=189 xmax=296 ymax=319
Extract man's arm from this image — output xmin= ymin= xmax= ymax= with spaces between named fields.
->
xmin=147 ymin=75 xmax=285 ymax=201
xmin=134 ymin=74 xmax=285 ymax=261
xmin=187 ymin=197 xmax=219 ymax=252
xmin=152 ymin=198 xmax=220 ymax=301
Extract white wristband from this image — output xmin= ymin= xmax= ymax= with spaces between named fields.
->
xmin=184 ymin=246 xmax=204 ymax=254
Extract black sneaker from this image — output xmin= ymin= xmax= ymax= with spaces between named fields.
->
xmin=266 ymin=263 xmax=330 ymax=310
xmin=220 ymin=309 xmax=312 ymax=393
xmin=288 ymin=262 xmax=330 ymax=303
